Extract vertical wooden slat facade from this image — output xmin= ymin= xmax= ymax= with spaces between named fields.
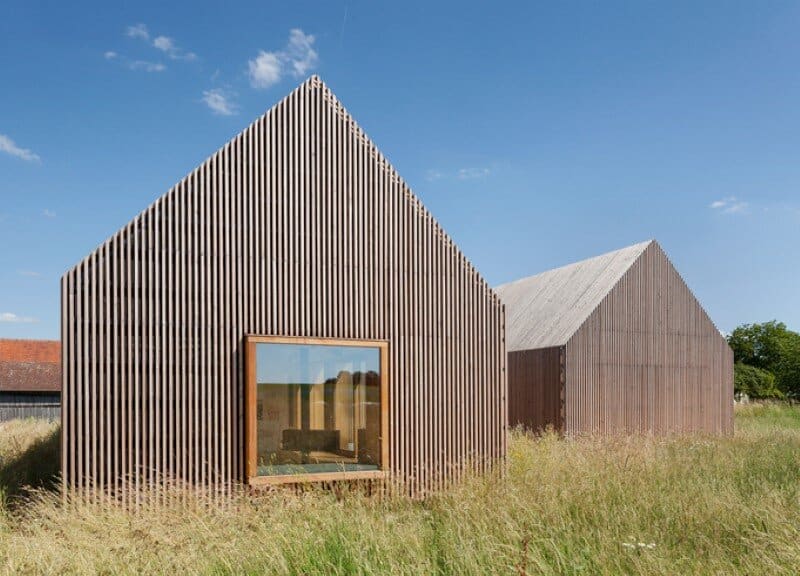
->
xmin=564 ymin=242 xmax=733 ymax=435
xmin=507 ymin=348 xmax=561 ymax=431
xmin=500 ymin=241 xmax=733 ymax=435
xmin=61 ymin=76 xmax=507 ymax=496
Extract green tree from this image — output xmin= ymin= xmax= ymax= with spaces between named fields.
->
xmin=776 ymin=331 xmax=800 ymax=398
xmin=728 ymin=321 xmax=800 ymax=398
xmin=728 ymin=321 xmax=786 ymax=370
xmin=733 ymin=362 xmax=782 ymax=399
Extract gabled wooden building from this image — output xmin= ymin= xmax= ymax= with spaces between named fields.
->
xmin=496 ymin=240 xmax=733 ymax=435
xmin=61 ymin=77 xmax=506 ymax=496
xmin=0 ymin=339 xmax=61 ymax=422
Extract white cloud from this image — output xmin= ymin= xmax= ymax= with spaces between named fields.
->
xmin=126 ymin=23 xmax=149 ymax=41
xmin=0 ymin=134 xmax=40 ymax=162
xmin=248 ymin=28 xmax=318 ymax=90
xmin=709 ymin=197 xmax=748 ymax=214
xmin=286 ymin=29 xmax=318 ymax=77
xmin=17 ymin=270 xmax=41 ymax=277
xmin=104 ymin=51 xmax=118 ymax=60
xmin=457 ymin=167 xmax=490 ymax=180
xmin=726 ymin=203 xmax=749 ymax=214
xmin=42 ymin=208 xmax=56 ymax=218
xmin=0 ymin=312 xmax=38 ymax=324
xmin=424 ymin=167 xmax=493 ymax=181
xmin=202 ymin=88 xmax=238 ymax=116
xmin=129 ymin=60 xmax=166 ymax=73
xmin=123 ymin=24 xmax=196 ymax=64
xmin=249 ymin=51 xmax=282 ymax=89
xmin=153 ymin=35 xmax=174 ymax=52
xmin=152 ymin=35 xmax=196 ymax=61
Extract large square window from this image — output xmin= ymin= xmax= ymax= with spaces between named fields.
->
xmin=246 ymin=336 xmax=389 ymax=484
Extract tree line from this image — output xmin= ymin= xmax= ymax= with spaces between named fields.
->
xmin=728 ymin=321 xmax=800 ymax=400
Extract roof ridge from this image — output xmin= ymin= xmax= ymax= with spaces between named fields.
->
xmin=496 ymin=239 xmax=653 ymax=291
xmin=496 ymin=240 xmax=653 ymax=350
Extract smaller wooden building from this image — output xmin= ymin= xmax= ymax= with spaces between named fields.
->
xmin=0 ymin=339 xmax=61 ymax=422
xmin=496 ymin=240 xmax=733 ymax=435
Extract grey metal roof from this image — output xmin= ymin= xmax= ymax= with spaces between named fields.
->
xmin=495 ymin=240 xmax=653 ymax=351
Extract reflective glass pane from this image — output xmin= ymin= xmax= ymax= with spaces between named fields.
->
xmin=255 ymin=342 xmax=382 ymax=476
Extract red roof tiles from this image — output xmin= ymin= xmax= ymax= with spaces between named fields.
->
xmin=0 ymin=339 xmax=61 ymax=393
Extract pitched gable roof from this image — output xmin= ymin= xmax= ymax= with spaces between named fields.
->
xmin=495 ymin=241 xmax=653 ymax=351
xmin=0 ymin=339 xmax=61 ymax=392
xmin=62 ymin=76 xmax=493 ymax=297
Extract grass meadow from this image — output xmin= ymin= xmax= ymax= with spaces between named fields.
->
xmin=1 ymin=404 xmax=799 ymax=575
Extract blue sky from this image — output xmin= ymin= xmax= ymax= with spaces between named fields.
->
xmin=257 ymin=344 xmax=379 ymax=385
xmin=1 ymin=1 xmax=799 ymax=339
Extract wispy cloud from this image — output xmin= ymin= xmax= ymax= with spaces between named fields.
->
xmin=285 ymin=29 xmax=318 ymax=76
xmin=202 ymin=88 xmax=238 ymax=116
xmin=248 ymin=28 xmax=318 ymax=89
xmin=152 ymin=35 xmax=173 ymax=52
xmin=110 ymin=23 xmax=196 ymax=72
xmin=0 ymin=312 xmax=39 ymax=324
xmin=457 ymin=167 xmax=491 ymax=180
xmin=126 ymin=23 xmax=150 ymax=41
xmin=42 ymin=209 xmax=56 ymax=218
xmin=425 ymin=167 xmax=493 ymax=182
xmin=0 ymin=134 xmax=40 ymax=162
xmin=17 ymin=270 xmax=41 ymax=278
xmin=709 ymin=196 xmax=748 ymax=214
xmin=128 ymin=60 xmax=166 ymax=73
xmin=152 ymin=35 xmax=196 ymax=61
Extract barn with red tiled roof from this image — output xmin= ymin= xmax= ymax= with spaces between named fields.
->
xmin=0 ymin=339 xmax=61 ymax=421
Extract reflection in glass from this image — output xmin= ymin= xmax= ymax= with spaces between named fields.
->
xmin=255 ymin=343 xmax=381 ymax=476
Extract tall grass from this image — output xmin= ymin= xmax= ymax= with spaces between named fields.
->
xmin=0 ymin=419 xmax=59 ymax=506
xmin=1 ymin=406 xmax=799 ymax=575
xmin=735 ymin=402 xmax=800 ymax=432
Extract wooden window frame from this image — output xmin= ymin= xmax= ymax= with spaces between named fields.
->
xmin=245 ymin=335 xmax=390 ymax=486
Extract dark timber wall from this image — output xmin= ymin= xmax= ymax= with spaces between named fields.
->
xmin=0 ymin=339 xmax=61 ymax=421
xmin=61 ymin=77 xmax=506 ymax=497
xmin=564 ymin=243 xmax=733 ymax=435
xmin=0 ymin=393 xmax=61 ymax=422
xmin=507 ymin=348 xmax=561 ymax=432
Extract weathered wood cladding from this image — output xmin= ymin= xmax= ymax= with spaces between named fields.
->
xmin=564 ymin=242 xmax=733 ymax=435
xmin=61 ymin=76 xmax=507 ymax=497
xmin=507 ymin=348 xmax=561 ymax=432
xmin=0 ymin=393 xmax=61 ymax=422
xmin=500 ymin=241 xmax=733 ymax=437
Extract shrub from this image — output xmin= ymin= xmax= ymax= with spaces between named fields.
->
xmin=734 ymin=362 xmax=783 ymax=399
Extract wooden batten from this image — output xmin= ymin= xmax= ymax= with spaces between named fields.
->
xmin=563 ymin=242 xmax=733 ymax=435
xmin=499 ymin=241 xmax=733 ymax=436
xmin=61 ymin=76 xmax=507 ymax=497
